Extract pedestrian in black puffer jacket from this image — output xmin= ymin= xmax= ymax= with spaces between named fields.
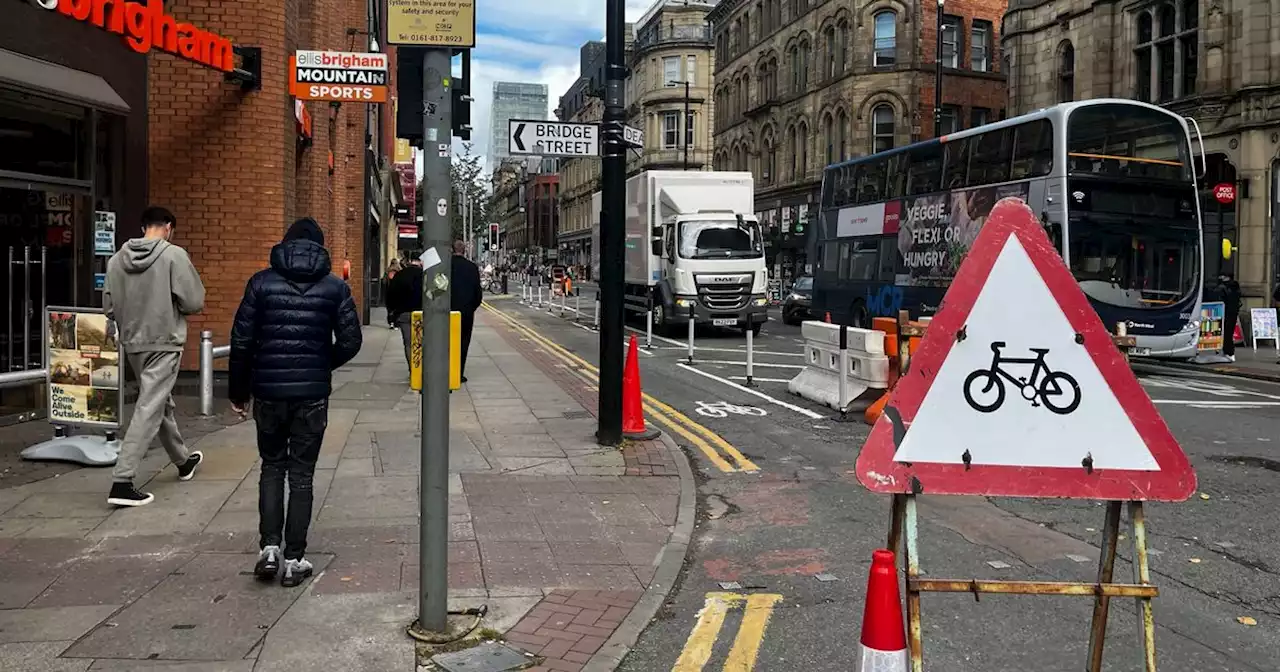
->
xmin=228 ymin=217 xmax=362 ymax=588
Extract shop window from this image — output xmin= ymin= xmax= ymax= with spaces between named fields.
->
xmin=0 ymin=92 xmax=89 ymax=181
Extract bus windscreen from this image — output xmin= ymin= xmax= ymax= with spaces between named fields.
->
xmin=1066 ymin=104 xmax=1191 ymax=182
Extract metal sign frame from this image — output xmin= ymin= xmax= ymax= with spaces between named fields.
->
xmin=45 ymin=306 xmax=124 ymax=430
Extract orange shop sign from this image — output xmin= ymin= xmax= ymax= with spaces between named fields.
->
xmin=33 ymin=0 xmax=236 ymax=72
xmin=290 ymin=50 xmax=388 ymax=103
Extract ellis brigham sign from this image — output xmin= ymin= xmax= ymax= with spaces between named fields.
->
xmin=508 ymin=119 xmax=600 ymax=158
xmin=26 ymin=0 xmax=236 ymax=71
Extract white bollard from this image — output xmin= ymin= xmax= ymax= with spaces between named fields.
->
xmin=686 ymin=304 xmax=695 ymax=364
xmin=537 ymin=285 xmax=543 ymax=307
xmin=593 ymin=294 xmax=600 ymax=330
xmin=745 ymin=326 xmax=755 ymax=387
xmin=575 ymin=292 xmax=581 ymax=322
xmin=645 ymin=306 xmax=653 ymax=350
xmin=838 ymin=325 xmax=850 ymax=419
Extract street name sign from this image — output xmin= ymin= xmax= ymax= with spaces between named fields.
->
xmin=623 ymin=124 xmax=644 ymax=148
xmin=509 ymin=120 xmax=599 ymax=157
xmin=855 ymin=198 xmax=1195 ymax=502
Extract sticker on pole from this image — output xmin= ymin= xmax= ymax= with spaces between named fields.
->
xmin=855 ymin=198 xmax=1195 ymax=502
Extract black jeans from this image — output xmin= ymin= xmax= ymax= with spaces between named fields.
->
xmin=460 ymin=311 xmax=474 ymax=378
xmin=255 ymin=398 xmax=328 ymax=560
xmin=1224 ymin=308 xmax=1239 ymax=356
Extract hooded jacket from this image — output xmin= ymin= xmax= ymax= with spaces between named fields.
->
xmin=228 ymin=227 xmax=362 ymax=403
xmin=103 ymin=238 xmax=206 ymax=353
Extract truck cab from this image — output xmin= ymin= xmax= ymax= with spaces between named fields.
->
xmin=650 ymin=211 xmax=769 ymax=335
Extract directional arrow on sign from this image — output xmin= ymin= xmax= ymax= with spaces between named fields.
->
xmin=512 ymin=123 xmax=527 ymax=152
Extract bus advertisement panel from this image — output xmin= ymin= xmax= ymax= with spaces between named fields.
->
xmin=897 ymin=184 xmax=1028 ymax=286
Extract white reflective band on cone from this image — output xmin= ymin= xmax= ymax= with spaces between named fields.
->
xmin=859 ymin=646 xmax=908 ymax=672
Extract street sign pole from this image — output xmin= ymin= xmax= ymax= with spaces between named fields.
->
xmin=597 ymin=0 xmax=626 ymax=446
xmin=417 ymin=46 xmax=452 ymax=634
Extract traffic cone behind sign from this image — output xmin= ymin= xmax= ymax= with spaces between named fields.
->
xmin=859 ymin=549 xmax=908 ymax=672
xmin=623 ymin=336 xmax=659 ymax=440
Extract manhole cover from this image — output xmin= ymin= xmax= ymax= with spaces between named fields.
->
xmin=432 ymin=642 xmax=531 ymax=672
xmin=562 ymin=410 xmax=593 ymax=419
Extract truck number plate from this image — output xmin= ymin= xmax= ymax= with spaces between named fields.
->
xmin=713 ymin=318 xmax=737 ymax=326
xmin=1129 ymin=347 xmax=1151 ymax=356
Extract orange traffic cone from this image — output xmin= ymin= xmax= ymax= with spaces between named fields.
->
xmin=864 ymin=391 xmax=890 ymax=425
xmin=858 ymin=549 xmax=908 ymax=671
xmin=623 ymin=336 xmax=659 ymax=440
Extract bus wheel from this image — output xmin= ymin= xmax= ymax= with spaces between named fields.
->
xmin=850 ymin=302 xmax=870 ymax=329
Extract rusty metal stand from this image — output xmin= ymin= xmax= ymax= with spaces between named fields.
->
xmin=885 ymin=496 xmax=1159 ymax=672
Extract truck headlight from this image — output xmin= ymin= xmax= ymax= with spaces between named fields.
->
xmin=675 ymin=298 xmax=694 ymax=308
xmin=753 ymin=297 xmax=768 ymax=306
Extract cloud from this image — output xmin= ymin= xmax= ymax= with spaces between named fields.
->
xmin=415 ymin=0 xmax=659 ymax=178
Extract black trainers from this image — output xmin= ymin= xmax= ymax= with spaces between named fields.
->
xmin=177 ymin=451 xmax=203 ymax=481
xmin=107 ymin=482 xmax=154 ymax=507
xmin=254 ymin=545 xmax=281 ymax=581
xmin=280 ymin=558 xmax=314 ymax=587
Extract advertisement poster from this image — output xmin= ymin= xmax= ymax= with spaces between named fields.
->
xmin=1249 ymin=307 xmax=1279 ymax=349
xmin=46 ymin=308 xmax=122 ymax=428
xmin=1198 ymin=302 xmax=1225 ymax=352
xmin=896 ymin=184 xmax=1028 ymax=286
xmin=93 ymin=211 xmax=116 ymax=256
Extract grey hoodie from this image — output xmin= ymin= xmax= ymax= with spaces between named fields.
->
xmin=103 ymin=238 xmax=206 ymax=353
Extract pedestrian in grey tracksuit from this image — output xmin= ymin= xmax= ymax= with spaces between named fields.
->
xmin=102 ymin=206 xmax=207 ymax=507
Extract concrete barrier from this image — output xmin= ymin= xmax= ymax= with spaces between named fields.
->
xmin=788 ymin=321 xmax=890 ymax=413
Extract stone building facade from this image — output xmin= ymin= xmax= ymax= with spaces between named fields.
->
xmin=1003 ymin=0 xmax=1280 ymax=304
xmin=708 ymin=0 xmax=1008 ymax=280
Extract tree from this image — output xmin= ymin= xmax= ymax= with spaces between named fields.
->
xmin=450 ymin=143 xmax=489 ymax=243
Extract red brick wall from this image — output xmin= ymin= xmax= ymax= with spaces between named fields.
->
xmin=918 ymin=0 xmax=1008 ymax=138
xmin=149 ymin=0 xmax=371 ymax=369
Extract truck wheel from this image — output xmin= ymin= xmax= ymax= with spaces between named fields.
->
xmin=652 ymin=303 xmax=668 ymax=336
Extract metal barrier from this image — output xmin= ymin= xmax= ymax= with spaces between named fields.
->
xmin=199 ymin=330 xmax=231 ymax=416
xmin=0 ymin=368 xmax=47 ymax=390
xmin=787 ymin=321 xmax=890 ymax=415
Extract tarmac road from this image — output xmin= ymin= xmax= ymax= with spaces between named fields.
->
xmin=491 ymin=285 xmax=1280 ymax=671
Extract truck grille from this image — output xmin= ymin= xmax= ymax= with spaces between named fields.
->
xmin=694 ymin=273 xmax=754 ymax=311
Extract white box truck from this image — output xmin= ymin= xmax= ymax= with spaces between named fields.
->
xmin=622 ymin=171 xmax=768 ymax=334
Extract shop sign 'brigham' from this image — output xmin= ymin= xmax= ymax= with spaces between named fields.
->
xmin=508 ymin=120 xmax=600 ymax=158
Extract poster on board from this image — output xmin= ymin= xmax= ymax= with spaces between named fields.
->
xmin=46 ymin=307 xmax=122 ymax=428
xmin=1249 ymin=307 xmax=1279 ymax=350
xmin=1198 ymin=302 xmax=1225 ymax=352
xmin=896 ymin=183 xmax=1028 ymax=286
xmin=93 ymin=211 xmax=116 ymax=256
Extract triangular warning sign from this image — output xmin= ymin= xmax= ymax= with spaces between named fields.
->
xmin=855 ymin=198 xmax=1196 ymax=502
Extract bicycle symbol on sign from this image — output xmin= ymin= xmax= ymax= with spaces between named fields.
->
xmin=962 ymin=342 xmax=1081 ymax=415
xmin=694 ymin=401 xmax=767 ymax=418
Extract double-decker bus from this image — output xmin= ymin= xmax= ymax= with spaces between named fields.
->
xmin=812 ymin=99 xmax=1209 ymax=358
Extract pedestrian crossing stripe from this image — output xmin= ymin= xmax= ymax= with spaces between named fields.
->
xmin=673 ymin=592 xmax=783 ymax=671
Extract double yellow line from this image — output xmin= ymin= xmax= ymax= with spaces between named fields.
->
xmin=482 ymin=303 xmax=758 ymax=473
xmin=673 ymin=592 xmax=783 ymax=671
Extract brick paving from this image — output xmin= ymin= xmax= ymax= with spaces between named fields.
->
xmin=505 ymin=589 xmax=643 ymax=671
xmin=484 ymin=309 xmax=680 ymax=478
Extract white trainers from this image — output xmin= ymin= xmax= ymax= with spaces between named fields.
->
xmin=254 ymin=545 xmax=281 ymax=580
xmin=281 ymin=558 xmax=314 ymax=587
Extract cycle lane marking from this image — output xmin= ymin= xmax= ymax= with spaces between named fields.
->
xmin=694 ymin=401 xmax=768 ymax=418
xmin=677 ymin=363 xmax=825 ymax=419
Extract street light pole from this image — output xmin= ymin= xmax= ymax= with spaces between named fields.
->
xmin=934 ymin=0 xmax=944 ymax=137
xmin=598 ymin=0 xmax=626 ymax=445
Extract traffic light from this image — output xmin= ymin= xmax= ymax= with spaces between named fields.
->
xmin=452 ymin=48 xmax=473 ymax=141
xmin=488 ymin=223 xmax=499 ymax=249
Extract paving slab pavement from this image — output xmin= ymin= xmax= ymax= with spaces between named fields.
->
xmin=0 ymin=307 xmax=694 ymax=672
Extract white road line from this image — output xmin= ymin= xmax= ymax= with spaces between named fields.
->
xmin=696 ymin=360 xmax=805 ymax=369
xmin=678 ymin=363 xmax=825 ymax=419
xmin=729 ymin=376 xmax=793 ymax=383
xmin=650 ymin=346 xmax=803 ymax=357
xmin=1151 ymin=399 xmax=1280 ymax=406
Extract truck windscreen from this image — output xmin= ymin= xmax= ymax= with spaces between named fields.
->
xmin=678 ymin=221 xmax=763 ymax=259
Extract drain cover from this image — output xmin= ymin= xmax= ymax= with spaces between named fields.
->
xmin=562 ymin=410 xmax=593 ymax=419
xmin=432 ymin=642 xmax=531 ymax=672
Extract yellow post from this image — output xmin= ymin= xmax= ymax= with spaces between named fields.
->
xmin=410 ymin=311 xmax=423 ymax=391
xmin=412 ymin=310 xmax=461 ymax=392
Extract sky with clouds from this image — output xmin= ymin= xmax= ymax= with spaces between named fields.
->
xmin=419 ymin=0 xmax=656 ymax=176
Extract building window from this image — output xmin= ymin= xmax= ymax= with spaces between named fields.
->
xmin=662 ymin=111 xmax=679 ymax=148
xmin=1059 ymin=41 xmax=1075 ymax=102
xmin=663 ymin=57 xmax=680 ymax=87
xmin=686 ymin=111 xmax=695 ymax=147
xmin=838 ymin=109 xmax=849 ymax=161
xmin=872 ymin=104 xmax=895 ymax=153
xmin=1134 ymin=1 xmax=1198 ymax=102
xmin=971 ymin=20 xmax=991 ymax=72
xmin=686 ymin=55 xmax=697 ymax=86
xmin=970 ymin=107 xmax=990 ymax=129
xmin=823 ymin=113 xmax=835 ymax=165
xmin=938 ymin=105 xmax=960 ymax=135
xmin=824 ymin=25 xmax=837 ymax=79
xmin=838 ymin=20 xmax=850 ymax=73
xmin=799 ymin=40 xmax=811 ymax=90
xmin=874 ymin=12 xmax=897 ymax=66
xmin=763 ymin=131 xmax=776 ymax=184
xmin=941 ymin=15 xmax=963 ymax=69
xmin=792 ymin=123 xmax=808 ymax=180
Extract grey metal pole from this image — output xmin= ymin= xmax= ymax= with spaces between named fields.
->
xmin=418 ymin=46 xmax=452 ymax=634
xmin=199 ymin=330 xmax=214 ymax=416
xmin=22 ymin=246 xmax=30 ymax=370
xmin=598 ymin=0 xmax=627 ymax=445
xmin=745 ymin=325 xmax=755 ymax=387
xmin=594 ymin=292 xmax=601 ymax=331
xmin=686 ymin=303 xmax=695 ymax=364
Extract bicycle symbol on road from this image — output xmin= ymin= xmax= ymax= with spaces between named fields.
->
xmin=962 ymin=342 xmax=1081 ymax=415
xmin=695 ymin=401 xmax=767 ymax=418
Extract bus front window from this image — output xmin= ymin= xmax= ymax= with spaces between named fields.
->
xmin=1067 ymin=104 xmax=1192 ymax=182
xmin=1068 ymin=225 xmax=1199 ymax=309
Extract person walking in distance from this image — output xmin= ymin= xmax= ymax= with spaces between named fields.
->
xmin=452 ymin=240 xmax=483 ymax=383
xmin=386 ymin=256 xmax=424 ymax=372
xmin=1217 ymin=272 xmax=1242 ymax=361
xmin=103 ymin=206 xmax=206 ymax=507
xmin=229 ymin=218 xmax=362 ymax=587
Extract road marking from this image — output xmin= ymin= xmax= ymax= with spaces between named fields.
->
xmin=729 ymin=376 xmax=793 ymax=383
xmin=696 ymin=359 xmax=805 ymax=369
xmin=673 ymin=592 xmax=783 ymax=672
xmin=1151 ymin=399 xmax=1280 ymax=407
xmin=652 ymin=346 xmax=804 ymax=357
xmin=481 ymin=303 xmax=758 ymax=472
xmin=695 ymin=401 xmax=767 ymax=418
xmin=678 ymin=363 xmax=825 ymax=419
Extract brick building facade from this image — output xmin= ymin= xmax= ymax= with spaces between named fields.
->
xmin=708 ymin=0 xmax=1007 ymax=280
